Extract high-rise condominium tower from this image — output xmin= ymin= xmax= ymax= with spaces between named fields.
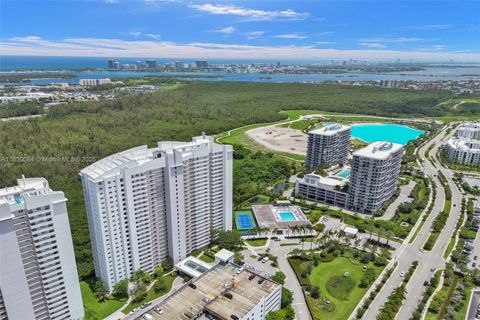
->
xmin=347 ymin=141 xmax=403 ymax=214
xmin=80 ymin=134 xmax=233 ymax=290
xmin=306 ymin=124 xmax=351 ymax=169
xmin=0 ymin=177 xmax=84 ymax=320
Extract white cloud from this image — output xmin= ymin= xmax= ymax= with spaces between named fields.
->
xmin=126 ymin=31 xmax=142 ymax=37
xmin=406 ymin=24 xmax=452 ymax=30
xmin=316 ymin=41 xmax=336 ymax=45
xmin=145 ymin=33 xmax=161 ymax=39
xmin=103 ymin=0 xmax=118 ymax=3
xmin=360 ymin=37 xmax=423 ymax=43
xmin=274 ymin=34 xmax=307 ymax=40
xmin=212 ymin=26 xmax=236 ymax=34
xmin=1 ymin=36 xmax=478 ymax=61
xmin=418 ymin=45 xmax=447 ymax=51
xmin=244 ymin=31 xmax=265 ymax=40
xmin=317 ymin=31 xmax=333 ymax=36
xmin=360 ymin=42 xmax=386 ymax=49
xmin=189 ymin=4 xmax=309 ymax=20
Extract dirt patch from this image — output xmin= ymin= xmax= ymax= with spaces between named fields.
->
xmin=246 ymin=125 xmax=308 ymax=155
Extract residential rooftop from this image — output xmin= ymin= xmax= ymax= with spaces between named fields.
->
xmin=446 ymin=137 xmax=480 ymax=152
xmin=309 ymin=123 xmax=351 ymax=136
xmin=298 ymin=173 xmax=346 ymax=188
xmin=128 ymin=262 xmax=280 ymax=320
xmin=353 ymin=141 xmax=403 ymax=160
xmin=80 ymin=135 xmax=214 ymax=180
xmin=0 ymin=177 xmax=52 ymax=206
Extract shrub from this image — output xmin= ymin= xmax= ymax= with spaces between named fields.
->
xmin=311 ymin=286 xmax=320 ymax=299
xmin=272 ymin=272 xmax=286 ymax=285
xmin=112 ymin=279 xmax=129 ymax=299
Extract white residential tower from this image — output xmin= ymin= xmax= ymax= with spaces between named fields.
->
xmin=347 ymin=141 xmax=404 ymax=214
xmin=0 ymin=177 xmax=84 ymax=320
xmin=306 ymin=124 xmax=351 ymax=169
xmin=80 ymin=134 xmax=233 ymax=290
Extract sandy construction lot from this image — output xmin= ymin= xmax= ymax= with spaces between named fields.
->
xmin=246 ymin=125 xmax=308 ymax=155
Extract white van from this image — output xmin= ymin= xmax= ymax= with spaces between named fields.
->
xmin=143 ymin=314 xmax=154 ymax=320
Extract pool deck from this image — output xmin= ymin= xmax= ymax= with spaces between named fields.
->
xmin=252 ymin=205 xmax=312 ymax=230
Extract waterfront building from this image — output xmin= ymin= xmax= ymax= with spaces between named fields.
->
xmin=347 ymin=141 xmax=403 ymax=214
xmin=295 ymin=173 xmax=349 ymax=207
xmin=146 ymin=59 xmax=157 ymax=69
xmin=80 ymin=134 xmax=233 ymax=290
xmin=196 ymin=60 xmax=209 ymax=69
xmin=445 ymin=122 xmax=480 ymax=167
xmin=131 ymin=261 xmax=281 ymax=320
xmin=107 ymin=59 xmax=118 ymax=69
xmin=0 ymin=177 xmax=84 ymax=320
xmin=79 ymin=78 xmax=112 ymax=87
xmin=305 ymin=124 xmax=351 ymax=169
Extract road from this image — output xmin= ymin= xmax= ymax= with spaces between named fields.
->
xmin=243 ymin=240 xmax=313 ymax=320
xmin=359 ymin=125 xmax=464 ymax=320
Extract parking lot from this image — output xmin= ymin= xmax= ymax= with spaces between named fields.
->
xmin=467 ymin=290 xmax=480 ymax=320
xmin=241 ymin=248 xmax=279 ymax=278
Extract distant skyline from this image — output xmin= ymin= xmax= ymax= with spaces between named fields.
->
xmin=1 ymin=0 xmax=479 ymax=61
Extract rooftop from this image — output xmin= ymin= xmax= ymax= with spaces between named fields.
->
xmin=309 ymin=123 xmax=351 ymax=136
xmin=447 ymin=137 xmax=480 ymax=152
xmin=0 ymin=177 xmax=53 ymax=206
xmin=175 ymin=256 xmax=214 ymax=278
xmin=81 ymin=135 xmax=215 ymax=180
xmin=299 ymin=173 xmax=346 ymax=188
xmin=214 ymin=249 xmax=234 ymax=263
xmin=354 ymin=141 xmax=403 ymax=160
xmin=130 ymin=263 xmax=280 ymax=320
xmin=252 ymin=204 xmax=312 ymax=230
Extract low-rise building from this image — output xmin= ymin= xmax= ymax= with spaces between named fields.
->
xmin=295 ymin=173 xmax=349 ymax=207
xmin=130 ymin=262 xmax=281 ymax=320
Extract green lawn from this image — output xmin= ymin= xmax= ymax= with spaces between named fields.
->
xmin=246 ymin=238 xmax=268 ymax=247
xmin=81 ymin=281 xmax=126 ymax=320
xmin=307 ymin=257 xmax=383 ymax=320
xmin=123 ymin=275 xmax=176 ymax=314
xmin=199 ymin=253 xmax=215 ymax=263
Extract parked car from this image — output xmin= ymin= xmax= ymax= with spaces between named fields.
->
xmin=154 ymin=307 xmax=163 ymax=314
xmin=400 ymin=271 xmax=405 ymax=278
xmin=474 ymin=256 xmax=478 ymax=260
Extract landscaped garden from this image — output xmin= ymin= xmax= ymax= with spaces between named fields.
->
xmin=245 ymin=238 xmax=268 ymax=247
xmin=81 ymin=281 xmax=126 ymax=320
xmin=123 ymin=274 xmax=176 ymax=314
xmin=289 ymin=247 xmax=385 ymax=320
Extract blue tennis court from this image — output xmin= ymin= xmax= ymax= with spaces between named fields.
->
xmin=235 ymin=211 xmax=256 ymax=230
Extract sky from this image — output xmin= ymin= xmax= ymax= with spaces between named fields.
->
xmin=1 ymin=0 xmax=479 ymax=61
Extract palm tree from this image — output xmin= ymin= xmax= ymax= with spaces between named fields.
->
xmin=300 ymin=238 xmax=306 ymax=251
xmin=354 ymin=237 xmax=361 ymax=248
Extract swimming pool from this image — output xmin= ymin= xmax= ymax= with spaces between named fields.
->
xmin=351 ymin=124 xmax=424 ymax=145
xmin=278 ymin=212 xmax=297 ymax=222
xmin=235 ymin=211 xmax=256 ymax=230
xmin=338 ymin=169 xmax=351 ymax=179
